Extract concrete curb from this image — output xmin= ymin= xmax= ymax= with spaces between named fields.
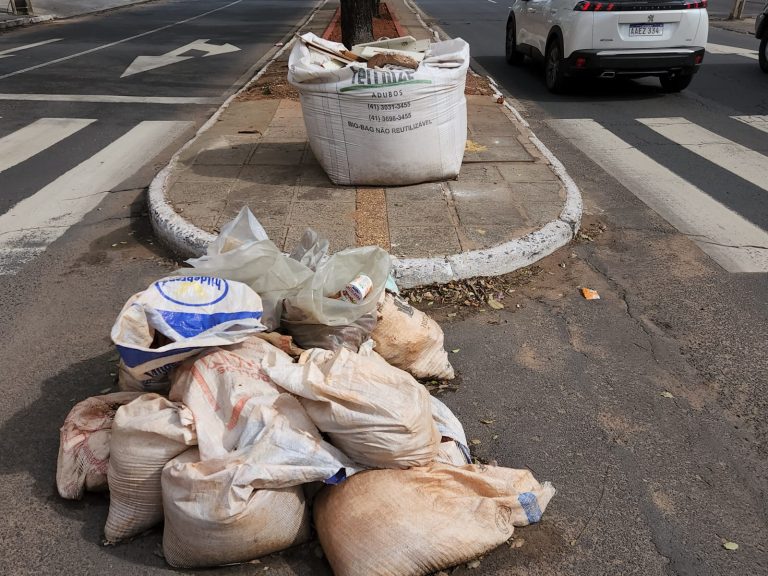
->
xmin=148 ymin=0 xmax=583 ymax=289
xmin=0 ymin=14 xmax=54 ymax=30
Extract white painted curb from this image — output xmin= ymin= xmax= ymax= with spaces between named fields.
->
xmin=148 ymin=0 xmax=582 ymax=288
xmin=0 ymin=15 xmax=53 ymax=29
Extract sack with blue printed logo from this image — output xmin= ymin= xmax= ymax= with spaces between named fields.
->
xmin=111 ymin=276 xmax=267 ymax=392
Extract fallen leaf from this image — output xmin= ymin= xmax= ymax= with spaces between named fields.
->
xmin=510 ymin=537 xmax=526 ymax=548
xmin=487 ymin=297 xmax=504 ymax=310
xmin=479 ymin=419 xmax=495 ymax=425
xmin=661 ymin=391 xmax=675 ymax=398
xmin=470 ymin=438 xmax=482 ymax=446
xmin=723 ymin=541 xmax=739 ymax=551
xmin=466 ymin=560 xmax=481 ymax=569
xmin=451 ymin=349 xmax=460 ymax=354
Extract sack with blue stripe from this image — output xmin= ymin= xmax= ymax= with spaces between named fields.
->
xmin=111 ymin=276 xmax=267 ymax=392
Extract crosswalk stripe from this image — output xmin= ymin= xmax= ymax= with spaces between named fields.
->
xmin=706 ymin=43 xmax=759 ymax=60
xmin=0 ymin=118 xmax=95 ymax=173
xmin=638 ymin=117 xmax=768 ymax=193
xmin=0 ymin=120 xmax=193 ymax=275
xmin=548 ymin=118 xmax=768 ymax=273
xmin=732 ymin=115 xmax=768 ymax=135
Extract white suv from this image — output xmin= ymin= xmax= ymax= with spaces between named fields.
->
xmin=505 ymin=0 xmax=709 ymax=92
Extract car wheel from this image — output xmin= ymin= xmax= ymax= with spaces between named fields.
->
xmin=659 ymin=72 xmax=693 ymax=93
xmin=760 ymin=37 xmax=768 ymax=73
xmin=505 ymin=21 xmax=525 ymax=65
xmin=544 ymin=38 xmax=568 ymax=93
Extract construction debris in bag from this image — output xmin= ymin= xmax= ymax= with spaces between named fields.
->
xmin=371 ymin=292 xmax=455 ymax=380
xmin=58 ymin=209 xmax=555 ymax=570
xmin=56 ymin=391 xmax=143 ymax=500
xmin=366 ymin=52 xmax=419 ymax=70
xmin=314 ymin=463 xmax=556 ymax=576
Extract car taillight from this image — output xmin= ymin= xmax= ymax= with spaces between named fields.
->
xmin=574 ymin=1 xmax=616 ymax=10
xmin=574 ymin=0 xmax=707 ymax=9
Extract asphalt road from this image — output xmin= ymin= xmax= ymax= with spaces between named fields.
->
xmin=410 ymin=0 xmax=768 ymax=574
xmin=0 ymin=1 xmax=332 ymax=574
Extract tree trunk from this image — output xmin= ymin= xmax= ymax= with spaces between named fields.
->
xmin=340 ymin=0 xmax=375 ymax=49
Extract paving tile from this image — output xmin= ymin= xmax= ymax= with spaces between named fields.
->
xmin=455 ymin=164 xmax=504 ymax=185
xmin=455 ymin=199 xmax=527 ymax=226
xmin=387 ymin=200 xmax=453 ymax=227
xmin=297 ymin=186 xmax=356 ymax=202
xmin=464 ymin=135 xmax=533 ymax=163
xmin=221 ymin=201 xmax=290 ymax=228
xmin=448 ymin=180 xmax=514 ymax=203
xmin=262 ymin=127 xmax=307 ymax=143
xmin=173 ymin=200 xmax=227 ymax=233
xmin=176 ymin=165 xmax=241 ymax=183
xmin=248 ymin=142 xmax=306 ymax=166
xmin=523 ymin=202 xmax=563 ymax=226
xmin=462 ymin=224 xmax=537 ymax=249
xmin=167 ymin=181 xmax=233 ymax=204
xmin=229 ymin=181 xmax=295 ymax=204
xmin=288 ymin=201 xmax=357 ymax=227
xmin=386 ymin=182 xmax=445 ymax=203
xmin=285 ymin=225 xmax=356 ymax=254
xmin=238 ymin=165 xmax=301 ymax=186
xmin=508 ymin=181 xmax=565 ymax=204
xmin=298 ymin=163 xmax=334 ymax=186
xmin=194 ymin=143 xmax=255 ymax=166
xmin=389 ymin=226 xmax=461 ymax=258
xmin=263 ymin=227 xmax=288 ymax=250
xmin=497 ymin=163 xmax=559 ymax=183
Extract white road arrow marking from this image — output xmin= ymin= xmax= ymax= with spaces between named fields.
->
xmin=0 ymin=38 xmax=62 ymax=60
xmin=120 ymin=39 xmax=241 ymax=78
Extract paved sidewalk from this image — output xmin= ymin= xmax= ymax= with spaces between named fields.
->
xmin=710 ymin=16 xmax=758 ymax=34
xmin=0 ymin=12 xmax=53 ymax=29
xmin=150 ymin=0 xmax=581 ymax=287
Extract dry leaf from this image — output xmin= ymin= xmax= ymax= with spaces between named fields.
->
xmin=487 ymin=297 xmax=504 ymax=310
xmin=581 ymin=287 xmax=601 ymax=300
xmin=723 ymin=541 xmax=739 ymax=551
xmin=470 ymin=438 xmax=482 ymax=446
xmin=510 ymin=537 xmax=526 ymax=548
xmin=661 ymin=391 xmax=674 ymax=398
xmin=467 ymin=559 xmax=481 ymax=569
xmin=480 ymin=419 xmax=495 ymax=425
xmin=451 ymin=349 xmax=460 ymax=354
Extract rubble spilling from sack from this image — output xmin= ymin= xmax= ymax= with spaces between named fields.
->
xmin=57 ymin=206 xmax=555 ymax=575
xmin=288 ymin=33 xmax=469 ymax=187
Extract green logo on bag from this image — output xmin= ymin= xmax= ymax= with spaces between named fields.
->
xmin=341 ymin=68 xmax=432 ymax=93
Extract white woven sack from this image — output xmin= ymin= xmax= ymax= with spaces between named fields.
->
xmin=288 ymin=33 xmax=469 ymax=186
xmin=371 ymin=293 xmax=454 ymax=380
xmin=104 ymin=394 xmax=197 ymax=542
xmin=264 ymin=346 xmax=440 ymax=469
xmin=170 ymin=343 xmax=360 ymax=486
xmin=162 ymin=449 xmax=311 ymax=568
xmin=56 ymin=392 xmax=143 ymax=500
xmin=315 ymin=463 xmax=556 ymax=576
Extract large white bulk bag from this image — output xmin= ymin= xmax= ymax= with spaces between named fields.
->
xmin=56 ymin=392 xmax=143 ymax=500
xmin=161 ymin=449 xmax=311 ymax=568
xmin=288 ymin=33 xmax=469 ymax=186
xmin=104 ymin=394 xmax=197 ymax=542
xmin=314 ymin=463 xmax=556 ymax=576
xmin=264 ymin=346 xmax=440 ymax=469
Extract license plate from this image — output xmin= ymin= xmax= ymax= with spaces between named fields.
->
xmin=629 ymin=23 xmax=664 ymax=37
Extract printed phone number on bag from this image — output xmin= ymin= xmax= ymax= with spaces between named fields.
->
xmin=368 ymin=102 xmax=411 ymax=111
xmin=346 ymin=118 xmax=433 ymax=135
xmin=368 ymin=112 xmax=412 ymax=122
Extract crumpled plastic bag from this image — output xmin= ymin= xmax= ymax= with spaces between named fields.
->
xmin=181 ymin=207 xmax=315 ymax=330
xmin=111 ymin=275 xmax=267 ymax=392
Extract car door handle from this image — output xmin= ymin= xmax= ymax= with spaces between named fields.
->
xmin=527 ymin=7 xmax=536 ymax=12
